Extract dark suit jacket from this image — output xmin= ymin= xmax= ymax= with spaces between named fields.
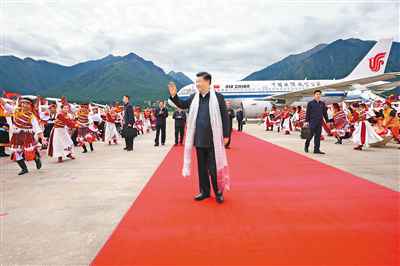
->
xmin=170 ymin=91 xmax=229 ymax=148
xmin=123 ymin=102 xmax=135 ymax=127
xmin=305 ymin=99 xmax=329 ymax=128
xmin=155 ymin=107 xmax=168 ymax=126
xmin=173 ymin=110 xmax=186 ymax=128
xmin=236 ymin=110 xmax=244 ymax=122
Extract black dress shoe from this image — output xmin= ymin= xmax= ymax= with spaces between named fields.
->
xmin=123 ymin=147 xmax=128 ymax=150
xmin=154 ymin=143 xmax=159 ymax=147
xmin=126 ymin=148 xmax=133 ymax=151
xmin=18 ymin=169 xmax=29 ymax=175
xmin=313 ymin=150 xmax=325 ymax=154
xmin=194 ymin=193 xmax=210 ymax=201
xmin=0 ymin=153 xmax=9 ymax=157
xmin=216 ymin=193 xmax=224 ymax=204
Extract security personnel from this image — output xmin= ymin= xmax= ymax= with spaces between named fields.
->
xmin=173 ymin=108 xmax=186 ymax=145
xmin=304 ymin=90 xmax=329 ymax=154
xmin=122 ymin=95 xmax=135 ymax=151
xmin=236 ymin=108 xmax=244 ymax=131
xmin=154 ymin=101 xmax=168 ymax=146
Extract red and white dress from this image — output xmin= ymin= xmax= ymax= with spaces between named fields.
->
xmin=76 ymin=108 xmax=96 ymax=145
xmin=104 ymin=111 xmax=119 ymax=144
xmin=331 ymin=110 xmax=350 ymax=138
xmin=293 ymin=109 xmax=306 ymax=130
xmin=10 ymin=109 xmax=42 ymax=161
xmin=353 ymin=110 xmax=382 ymax=147
xmin=281 ymin=110 xmax=293 ymax=134
xmin=48 ymin=112 xmax=77 ymax=158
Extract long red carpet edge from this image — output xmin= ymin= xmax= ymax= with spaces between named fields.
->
xmin=91 ymin=131 xmax=399 ymax=266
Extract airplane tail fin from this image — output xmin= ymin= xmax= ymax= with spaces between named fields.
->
xmin=345 ymin=38 xmax=393 ymax=80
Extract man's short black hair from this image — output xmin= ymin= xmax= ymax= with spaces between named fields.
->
xmin=196 ymin=72 xmax=212 ymax=84
xmin=314 ymin=89 xmax=322 ymax=94
xmin=123 ymin=95 xmax=130 ymax=99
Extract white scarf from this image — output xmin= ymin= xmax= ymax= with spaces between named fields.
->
xmin=182 ymin=86 xmax=230 ymax=192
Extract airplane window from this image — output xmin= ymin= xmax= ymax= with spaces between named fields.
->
xmin=298 ymin=82 xmax=303 ymax=86
xmin=284 ymin=83 xmax=288 ymax=86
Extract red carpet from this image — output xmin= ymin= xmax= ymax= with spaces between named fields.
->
xmin=92 ymin=131 xmax=399 ymax=266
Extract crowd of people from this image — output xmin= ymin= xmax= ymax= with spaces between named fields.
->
xmin=1 ymin=88 xmax=398 ymax=178
xmin=261 ymin=92 xmax=400 ymax=152
xmin=0 ymin=95 xmax=169 ymax=175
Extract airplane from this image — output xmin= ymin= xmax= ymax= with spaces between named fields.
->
xmin=169 ymin=38 xmax=399 ymax=118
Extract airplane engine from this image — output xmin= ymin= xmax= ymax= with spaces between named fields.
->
xmin=241 ymin=100 xmax=273 ymax=119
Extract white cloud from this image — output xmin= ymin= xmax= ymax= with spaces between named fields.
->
xmin=0 ymin=0 xmax=398 ymax=81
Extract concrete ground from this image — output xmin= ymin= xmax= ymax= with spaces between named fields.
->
xmin=0 ymin=118 xmax=398 ymax=265
xmin=0 ymin=124 xmax=175 ymax=265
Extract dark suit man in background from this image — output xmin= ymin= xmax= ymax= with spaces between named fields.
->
xmin=305 ymin=90 xmax=329 ymax=154
xmin=123 ymin=95 xmax=135 ymax=151
xmin=154 ymin=101 xmax=168 ymax=146
xmin=225 ymin=100 xmax=235 ymax=148
xmin=173 ymin=108 xmax=186 ymax=145
xmin=236 ymin=108 xmax=244 ymax=131
xmin=169 ymin=72 xmax=229 ymax=203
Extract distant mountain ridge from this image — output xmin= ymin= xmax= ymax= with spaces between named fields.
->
xmin=1 ymin=38 xmax=399 ymax=104
xmin=243 ymin=38 xmax=400 ymax=81
xmin=0 ymin=53 xmax=192 ymax=104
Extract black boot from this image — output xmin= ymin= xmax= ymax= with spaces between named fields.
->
xmin=34 ymin=151 xmax=42 ymax=170
xmin=82 ymin=145 xmax=88 ymax=153
xmin=17 ymin=160 xmax=28 ymax=175
xmin=89 ymin=143 xmax=94 ymax=152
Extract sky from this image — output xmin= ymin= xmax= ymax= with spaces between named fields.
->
xmin=0 ymin=0 xmax=399 ymax=82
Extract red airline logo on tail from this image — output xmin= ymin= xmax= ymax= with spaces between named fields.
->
xmin=368 ymin=52 xmax=386 ymax=72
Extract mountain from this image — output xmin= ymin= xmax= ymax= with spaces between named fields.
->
xmin=167 ymin=71 xmax=193 ymax=87
xmin=243 ymin=38 xmax=400 ymax=81
xmin=0 ymin=53 xmax=190 ymax=104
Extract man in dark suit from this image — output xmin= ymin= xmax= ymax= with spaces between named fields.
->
xmin=236 ymin=108 xmax=244 ymax=131
xmin=173 ymin=108 xmax=186 ymax=145
xmin=122 ymin=95 xmax=135 ymax=151
xmin=304 ymin=90 xmax=329 ymax=154
xmin=169 ymin=72 xmax=229 ymax=203
xmin=154 ymin=101 xmax=168 ymax=146
xmin=225 ymin=100 xmax=235 ymax=148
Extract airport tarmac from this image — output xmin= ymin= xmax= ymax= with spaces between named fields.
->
xmin=0 ymin=118 xmax=398 ymax=265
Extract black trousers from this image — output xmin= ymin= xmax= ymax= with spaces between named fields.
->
xmin=305 ymin=125 xmax=322 ymax=152
xmin=125 ymin=135 xmax=134 ymax=150
xmin=196 ymin=147 xmax=220 ymax=196
xmin=124 ymin=126 xmax=135 ymax=150
xmin=155 ymin=124 xmax=166 ymax=144
xmin=225 ymin=127 xmax=233 ymax=147
xmin=237 ymin=121 xmax=243 ymax=131
xmin=175 ymin=126 xmax=185 ymax=144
